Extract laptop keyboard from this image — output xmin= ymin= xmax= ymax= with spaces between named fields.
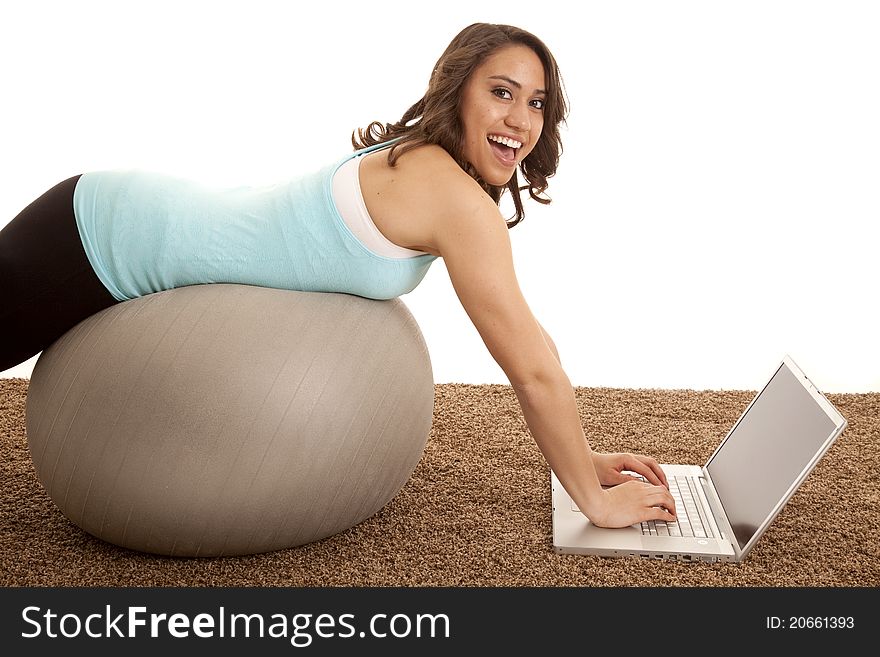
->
xmin=640 ymin=475 xmax=714 ymax=539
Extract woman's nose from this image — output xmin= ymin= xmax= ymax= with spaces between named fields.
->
xmin=505 ymin=102 xmax=530 ymax=132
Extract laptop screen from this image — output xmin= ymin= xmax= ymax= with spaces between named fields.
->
xmin=706 ymin=361 xmax=840 ymax=550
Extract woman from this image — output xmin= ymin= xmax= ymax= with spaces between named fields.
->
xmin=0 ymin=23 xmax=676 ymax=529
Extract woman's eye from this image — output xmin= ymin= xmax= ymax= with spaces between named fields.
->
xmin=531 ymin=98 xmax=545 ymax=110
xmin=492 ymin=88 xmax=512 ymax=100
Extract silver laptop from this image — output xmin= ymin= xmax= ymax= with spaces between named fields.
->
xmin=551 ymin=355 xmax=847 ymax=562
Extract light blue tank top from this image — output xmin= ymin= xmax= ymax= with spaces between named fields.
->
xmin=72 ymin=142 xmax=437 ymax=301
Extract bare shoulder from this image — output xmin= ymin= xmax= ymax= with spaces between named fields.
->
xmin=366 ymin=143 xmax=465 ymax=187
xmin=363 ymin=144 xmax=549 ymax=386
xmin=359 ymin=144 xmax=506 ymax=256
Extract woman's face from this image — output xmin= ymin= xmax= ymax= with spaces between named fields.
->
xmin=459 ymin=44 xmax=547 ymax=186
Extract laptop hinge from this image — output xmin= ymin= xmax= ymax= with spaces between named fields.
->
xmin=699 ymin=468 xmax=741 ymax=558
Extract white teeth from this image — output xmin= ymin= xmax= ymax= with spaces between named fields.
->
xmin=488 ymin=134 xmax=522 ymax=149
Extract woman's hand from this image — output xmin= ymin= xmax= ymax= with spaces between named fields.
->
xmin=592 ymin=451 xmax=670 ymax=489
xmin=588 ymin=479 xmax=678 ymax=528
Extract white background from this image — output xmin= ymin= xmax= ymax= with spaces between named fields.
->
xmin=2 ymin=0 xmax=878 ymax=392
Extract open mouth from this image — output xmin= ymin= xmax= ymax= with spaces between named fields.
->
xmin=487 ymin=134 xmax=522 ymax=165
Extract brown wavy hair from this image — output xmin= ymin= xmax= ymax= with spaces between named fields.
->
xmin=352 ymin=23 xmax=568 ymax=228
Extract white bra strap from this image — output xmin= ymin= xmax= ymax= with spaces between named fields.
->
xmin=331 ymin=154 xmax=426 ymax=259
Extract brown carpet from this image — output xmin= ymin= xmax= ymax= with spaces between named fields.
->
xmin=2 ymin=377 xmax=878 ymax=587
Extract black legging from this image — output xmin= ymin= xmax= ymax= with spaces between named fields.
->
xmin=0 ymin=175 xmax=119 ymax=372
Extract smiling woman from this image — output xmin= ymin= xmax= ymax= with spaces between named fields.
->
xmin=461 ymin=46 xmax=547 ymax=185
xmin=1 ymin=22 xmax=679 ymax=536
xmin=353 ymin=22 xmax=566 ymax=229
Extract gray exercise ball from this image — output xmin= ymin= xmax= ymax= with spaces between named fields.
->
xmin=25 ymin=284 xmax=433 ymax=557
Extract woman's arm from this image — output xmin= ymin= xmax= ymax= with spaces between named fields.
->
xmin=534 ymin=324 xmax=670 ymax=489
xmin=426 ymin=176 xmax=676 ymax=528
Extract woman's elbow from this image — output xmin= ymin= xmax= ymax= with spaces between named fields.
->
xmin=506 ymin=356 xmax=570 ymax=396
xmin=538 ymin=324 xmax=560 ymax=364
